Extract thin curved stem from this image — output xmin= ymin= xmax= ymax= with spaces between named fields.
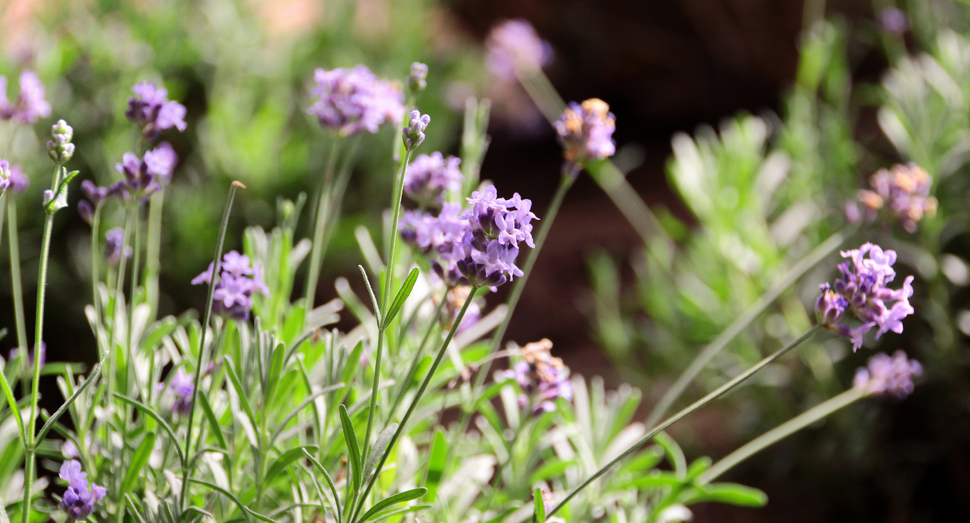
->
xmin=386 ymin=295 xmax=446 ymax=424
xmin=362 ymin=148 xmax=412 ymax=458
xmin=700 ymin=386 xmax=865 ymax=483
xmin=7 ymin=200 xmax=27 ymax=361
xmin=546 ymin=325 xmax=822 ymax=519
xmin=352 ymin=286 xmax=479 ymax=523
xmin=180 ymin=181 xmax=242 ymax=509
xmin=22 ymin=163 xmax=63 ymax=523
xmin=145 ymin=188 xmax=164 ymax=322
xmin=644 ymin=227 xmax=852 ymax=428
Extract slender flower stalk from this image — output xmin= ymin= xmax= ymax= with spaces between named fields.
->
xmin=644 ymin=227 xmax=853 ymax=428
xmin=545 ymin=325 xmax=821 ymax=519
xmin=23 ymin=160 xmax=66 ymax=523
xmin=351 ymin=285 xmax=479 ymax=522
xmin=180 ymin=181 xmax=243 ymax=509
xmin=699 ymin=386 xmax=867 ymax=484
xmin=145 ymin=188 xmax=164 ymax=321
xmin=362 ymin=145 xmax=413 ymax=459
xmin=386 ymin=295 xmax=447 ymax=424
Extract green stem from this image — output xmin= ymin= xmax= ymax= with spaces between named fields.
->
xmin=304 ymin=140 xmax=342 ymax=317
xmin=362 ymin=148 xmax=412 ymax=458
xmin=352 ymin=286 xmax=479 ymax=523
xmin=643 ymin=227 xmax=852 ymax=429
xmin=386 ymin=295 xmax=447 ymax=424
xmin=91 ymin=205 xmax=105 ymax=356
xmin=22 ymin=163 xmax=63 ymax=523
xmin=128 ymin=208 xmax=142 ymax=389
xmin=7 ymin=200 xmax=27 ymax=359
xmin=180 ymin=181 xmax=242 ymax=509
xmin=145 ymin=188 xmax=164 ymax=322
xmin=546 ymin=325 xmax=822 ymax=519
xmin=700 ymin=386 xmax=866 ymax=483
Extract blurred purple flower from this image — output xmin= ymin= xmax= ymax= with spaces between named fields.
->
xmin=158 ymin=369 xmax=195 ymax=416
xmin=878 ymin=7 xmax=908 ymax=35
xmin=0 ymin=159 xmax=11 ymax=193
xmin=847 ymin=163 xmax=936 ymax=233
xmin=7 ymin=163 xmax=28 ymax=194
xmin=307 ymin=65 xmax=405 ymax=136
xmin=555 ymin=98 xmax=616 ymax=175
xmin=126 ymin=82 xmax=187 ymax=140
xmin=853 ymin=350 xmax=922 ymax=398
xmin=192 ymin=250 xmax=269 ymax=320
xmin=59 ymin=460 xmax=106 ymax=522
xmin=816 ymin=243 xmax=915 ymax=350
xmin=8 ymin=342 xmax=46 ymax=368
xmin=0 ymin=70 xmax=51 ymax=123
xmin=485 ymin=19 xmax=553 ymax=81
xmin=104 ymin=227 xmax=132 ymax=266
xmin=500 ymin=339 xmax=572 ymax=413
xmin=408 ymin=62 xmax=428 ymax=94
xmin=403 ymin=152 xmax=463 ymax=208
xmin=109 ymin=143 xmax=180 ymax=203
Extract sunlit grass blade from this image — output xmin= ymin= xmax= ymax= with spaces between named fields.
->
xmin=35 ymin=361 xmax=103 ymax=443
xmin=382 ymin=268 xmax=418 ymax=329
xmin=0 ymin=369 xmax=25 ymax=445
xmin=339 ymin=404 xmax=363 ymax=492
xmin=356 ymin=488 xmax=427 ymax=523
xmin=358 ymin=265 xmax=382 ymax=325
xmin=122 ymin=431 xmax=157 ymax=495
xmin=302 ymin=449 xmax=342 ymax=521
xmin=265 ymin=445 xmax=320 ymax=484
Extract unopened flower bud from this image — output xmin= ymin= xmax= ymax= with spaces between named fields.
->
xmin=403 ymin=110 xmax=430 ymax=151
xmin=407 ymin=62 xmax=428 ymax=94
xmin=47 ymin=119 xmax=75 ymax=164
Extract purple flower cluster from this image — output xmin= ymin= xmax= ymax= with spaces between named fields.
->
xmin=158 ymin=369 xmax=195 ymax=416
xmin=191 ymin=250 xmax=269 ymax=320
xmin=308 ymin=65 xmax=405 ymax=136
xmin=400 ymin=185 xmax=536 ymax=288
xmin=407 ymin=62 xmax=428 ymax=94
xmin=502 ymin=338 xmax=573 ymax=413
xmin=59 ymin=460 xmax=106 ymax=522
xmin=485 ymin=19 xmax=553 ymax=81
xmin=78 ymin=143 xmax=178 ymax=217
xmin=853 ymin=351 xmax=922 ymax=398
xmin=403 ymin=109 xmax=430 ymax=151
xmin=554 ymin=98 xmax=616 ymax=175
xmin=125 ymin=82 xmax=188 ymax=140
xmin=0 ymin=159 xmax=12 ymax=194
xmin=815 ymin=243 xmax=915 ymax=351
xmin=847 ymin=163 xmax=937 ymax=233
xmin=0 ymin=70 xmax=51 ymax=123
xmin=403 ymin=152 xmax=462 ymax=208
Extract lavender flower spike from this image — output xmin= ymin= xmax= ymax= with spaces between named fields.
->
xmin=0 ymin=70 xmax=52 ymax=123
xmin=59 ymin=460 xmax=106 ymax=521
xmin=848 ymin=163 xmax=937 ymax=233
xmin=853 ymin=351 xmax=922 ymax=398
xmin=307 ymin=65 xmax=405 ymax=136
xmin=408 ymin=62 xmax=429 ymax=94
xmin=403 ymin=152 xmax=463 ymax=208
xmin=815 ymin=243 xmax=915 ymax=351
xmin=403 ymin=109 xmax=431 ymax=151
xmin=191 ymin=250 xmax=269 ymax=320
xmin=485 ymin=19 xmax=553 ymax=81
xmin=48 ymin=119 xmax=75 ymax=164
xmin=554 ymin=98 xmax=616 ymax=175
xmin=500 ymin=339 xmax=573 ymax=413
xmin=158 ymin=369 xmax=195 ymax=415
xmin=126 ymin=82 xmax=187 ymax=140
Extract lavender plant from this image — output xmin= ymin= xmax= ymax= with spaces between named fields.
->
xmin=0 ymin=7 xmax=952 ymax=523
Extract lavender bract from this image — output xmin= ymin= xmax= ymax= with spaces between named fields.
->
xmin=191 ymin=250 xmax=269 ymax=320
xmin=485 ymin=19 xmax=553 ymax=81
xmin=59 ymin=460 xmax=106 ymax=522
xmin=815 ymin=243 xmax=915 ymax=351
xmin=307 ymin=65 xmax=405 ymax=136
xmin=125 ymin=82 xmax=188 ymax=140
xmin=501 ymin=338 xmax=573 ymax=413
xmin=853 ymin=351 xmax=922 ymax=398
xmin=403 ymin=152 xmax=462 ymax=208
xmin=0 ymin=70 xmax=51 ymax=123
xmin=554 ymin=98 xmax=616 ymax=175
xmin=847 ymin=163 xmax=937 ymax=233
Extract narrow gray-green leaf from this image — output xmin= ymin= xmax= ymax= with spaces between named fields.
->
xmin=303 ymin=449 xmax=341 ymax=521
xmin=362 ymin=423 xmax=397 ymax=482
xmin=224 ymin=358 xmax=259 ymax=445
xmin=37 ymin=362 xmax=103 ymax=443
xmin=357 ymin=488 xmax=427 ymax=523
xmin=122 ymin=432 xmax=157 ymax=495
xmin=114 ymin=394 xmax=185 ymax=465
xmin=358 ymin=266 xmax=382 ymax=325
xmin=533 ymin=488 xmax=546 ymax=522
xmin=424 ymin=428 xmax=446 ymax=502
xmin=188 ymin=478 xmax=254 ymax=523
xmin=0 ymin=369 xmax=25 ymax=445
xmin=198 ymin=393 xmax=228 ymax=451
xmin=339 ymin=404 xmax=362 ymax=492
xmin=382 ymin=268 xmax=418 ymax=329
xmin=686 ymin=483 xmax=768 ymax=507
xmin=265 ymin=445 xmax=319 ymax=484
